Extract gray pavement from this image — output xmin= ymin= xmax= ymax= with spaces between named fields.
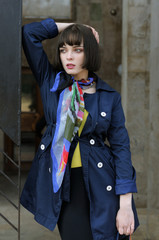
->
xmin=0 ymin=173 xmax=159 ymax=240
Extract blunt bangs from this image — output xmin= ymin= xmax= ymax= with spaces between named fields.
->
xmin=58 ymin=25 xmax=83 ymax=48
xmin=53 ymin=24 xmax=101 ymax=72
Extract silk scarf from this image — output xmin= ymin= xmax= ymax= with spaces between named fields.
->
xmin=50 ymin=71 xmax=93 ymax=193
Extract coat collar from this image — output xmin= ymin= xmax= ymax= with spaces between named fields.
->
xmin=95 ymin=74 xmax=116 ymax=92
xmin=52 ymin=71 xmax=115 ymax=93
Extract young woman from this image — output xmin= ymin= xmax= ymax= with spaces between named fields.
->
xmin=20 ymin=18 xmax=139 ymax=240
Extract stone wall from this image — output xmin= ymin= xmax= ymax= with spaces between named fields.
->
xmin=122 ymin=0 xmax=150 ymax=208
xmin=148 ymin=0 xmax=159 ymax=210
xmin=122 ymin=0 xmax=159 ymax=211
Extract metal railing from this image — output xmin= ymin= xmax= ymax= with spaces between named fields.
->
xmin=0 ymin=144 xmax=21 ymax=239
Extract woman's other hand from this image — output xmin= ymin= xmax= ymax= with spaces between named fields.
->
xmin=116 ymin=193 xmax=134 ymax=235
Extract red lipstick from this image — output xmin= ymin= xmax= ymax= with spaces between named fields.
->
xmin=66 ymin=64 xmax=75 ymax=69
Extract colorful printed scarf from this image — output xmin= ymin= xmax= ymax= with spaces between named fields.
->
xmin=50 ymin=72 xmax=93 ymax=193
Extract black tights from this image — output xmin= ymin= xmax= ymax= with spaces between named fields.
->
xmin=58 ymin=168 xmax=129 ymax=240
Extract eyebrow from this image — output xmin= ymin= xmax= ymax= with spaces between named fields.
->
xmin=60 ymin=45 xmax=84 ymax=48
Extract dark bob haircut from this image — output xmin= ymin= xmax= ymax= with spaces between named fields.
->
xmin=53 ymin=24 xmax=101 ymax=72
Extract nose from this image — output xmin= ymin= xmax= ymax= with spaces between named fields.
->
xmin=66 ymin=50 xmax=73 ymax=60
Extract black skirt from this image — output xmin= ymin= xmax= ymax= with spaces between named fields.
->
xmin=57 ymin=167 xmax=129 ymax=240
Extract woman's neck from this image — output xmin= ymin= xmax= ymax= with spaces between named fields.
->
xmin=72 ymin=70 xmax=88 ymax=81
xmin=82 ymin=82 xmax=96 ymax=94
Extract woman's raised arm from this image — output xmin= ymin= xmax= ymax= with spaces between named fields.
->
xmin=22 ymin=18 xmax=58 ymax=87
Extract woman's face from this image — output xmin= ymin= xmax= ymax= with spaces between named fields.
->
xmin=59 ymin=43 xmax=88 ymax=80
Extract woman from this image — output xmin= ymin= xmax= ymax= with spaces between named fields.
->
xmin=20 ymin=18 xmax=139 ymax=240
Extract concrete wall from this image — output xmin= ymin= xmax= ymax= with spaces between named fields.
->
xmin=148 ymin=0 xmax=159 ymax=210
xmin=122 ymin=0 xmax=159 ymax=211
xmin=122 ymin=0 xmax=150 ymax=208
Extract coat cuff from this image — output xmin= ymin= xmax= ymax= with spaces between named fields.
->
xmin=41 ymin=18 xmax=58 ymax=39
xmin=115 ymin=179 xmax=137 ymax=195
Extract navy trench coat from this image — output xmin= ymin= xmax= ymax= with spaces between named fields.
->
xmin=20 ymin=18 xmax=139 ymax=240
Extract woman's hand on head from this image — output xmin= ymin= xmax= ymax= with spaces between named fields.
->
xmin=90 ymin=27 xmax=100 ymax=44
xmin=56 ymin=22 xmax=99 ymax=44
xmin=56 ymin=22 xmax=73 ymax=33
xmin=85 ymin=25 xmax=100 ymax=44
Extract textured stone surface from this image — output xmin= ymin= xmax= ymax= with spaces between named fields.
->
xmin=23 ymin=0 xmax=71 ymax=19
xmin=90 ymin=3 xmax=102 ymax=21
xmin=128 ymin=37 xmax=150 ymax=56
xmin=128 ymin=56 xmax=147 ymax=72
xmin=128 ymin=6 xmax=150 ymax=38
xmin=129 ymin=0 xmax=150 ymax=7
xmin=76 ymin=3 xmax=90 ymax=23
xmin=148 ymin=0 xmax=159 ymax=210
xmin=122 ymin=0 xmax=152 ymax=213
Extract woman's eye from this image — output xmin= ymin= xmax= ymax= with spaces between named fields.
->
xmin=75 ymin=48 xmax=83 ymax=53
xmin=59 ymin=48 xmax=66 ymax=53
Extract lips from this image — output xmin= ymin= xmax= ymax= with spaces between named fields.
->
xmin=66 ymin=64 xmax=75 ymax=69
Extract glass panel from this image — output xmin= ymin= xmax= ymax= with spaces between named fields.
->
xmin=23 ymin=0 xmax=72 ymax=19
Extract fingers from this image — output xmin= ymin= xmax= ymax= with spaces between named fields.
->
xmin=126 ymin=226 xmax=131 ymax=235
xmin=116 ymin=207 xmax=134 ymax=236
xmin=116 ymin=220 xmax=134 ymax=235
xmin=130 ymin=222 xmax=134 ymax=235
xmin=90 ymin=27 xmax=100 ymax=44
xmin=118 ymin=225 xmax=134 ymax=236
xmin=84 ymin=24 xmax=100 ymax=43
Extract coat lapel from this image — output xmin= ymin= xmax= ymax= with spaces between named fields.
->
xmin=84 ymin=92 xmax=99 ymax=133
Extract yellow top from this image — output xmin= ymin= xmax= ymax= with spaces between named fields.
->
xmin=71 ymin=109 xmax=89 ymax=168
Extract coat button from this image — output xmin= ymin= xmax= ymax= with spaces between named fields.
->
xmin=106 ymin=185 xmax=112 ymax=191
xmin=97 ymin=162 xmax=103 ymax=168
xmin=40 ymin=144 xmax=45 ymax=150
xmin=90 ymin=139 xmax=95 ymax=145
xmin=49 ymin=168 xmax=51 ymax=173
xmin=101 ymin=112 xmax=106 ymax=117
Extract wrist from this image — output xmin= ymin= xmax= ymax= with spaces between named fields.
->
xmin=56 ymin=22 xmax=73 ymax=33
xmin=119 ymin=193 xmax=132 ymax=209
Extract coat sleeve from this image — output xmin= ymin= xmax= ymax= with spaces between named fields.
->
xmin=107 ymin=92 xmax=137 ymax=195
xmin=22 ymin=18 xmax=58 ymax=87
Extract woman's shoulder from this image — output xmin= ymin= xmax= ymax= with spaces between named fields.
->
xmin=96 ymin=75 xmax=119 ymax=95
xmin=95 ymin=75 xmax=122 ymax=107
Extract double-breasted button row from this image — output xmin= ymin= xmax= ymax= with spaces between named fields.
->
xmin=97 ymin=161 xmax=112 ymax=191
